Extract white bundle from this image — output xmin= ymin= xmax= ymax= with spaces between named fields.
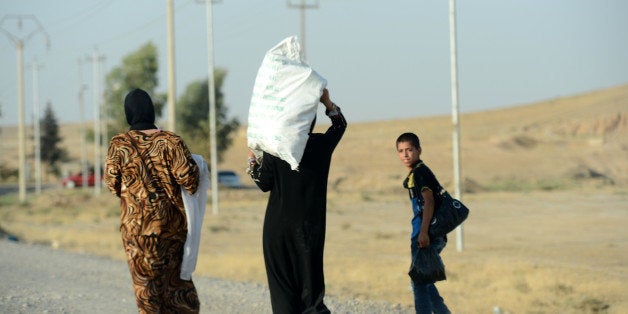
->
xmin=247 ymin=35 xmax=327 ymax=170
xmin=180 ymin=154 xmax=209 ymax=280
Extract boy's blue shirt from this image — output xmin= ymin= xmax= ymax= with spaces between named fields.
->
xmin=409 ymin=194 xmax=423 ymax=240
xmin=406 ymin=167 xmax=424 ymax=240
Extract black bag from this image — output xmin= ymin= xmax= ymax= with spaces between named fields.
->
xmin=408 ymin=246 xmax=446 ymax=285
xmin=428 ymin=191 xmax=469 ymax=239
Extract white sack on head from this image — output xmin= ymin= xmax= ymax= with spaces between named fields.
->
xmin=247 ymin=35 xmax=327 ymax=170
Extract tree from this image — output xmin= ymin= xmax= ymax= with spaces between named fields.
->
xmin=176 ymin=68 xmax=239 ymax=162
xmin=0 ymin=103 xmax=7 ymax=180
xmin=104 ymin=42 xmax=164 ymax=136
xmin=0 ymin=102 xmax=2 ymax=154
xmin=40 ymin=101 xmax=68 ymax=175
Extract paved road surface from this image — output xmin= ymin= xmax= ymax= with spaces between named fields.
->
xmin=0 ymin=184 xmax=56 ymax=197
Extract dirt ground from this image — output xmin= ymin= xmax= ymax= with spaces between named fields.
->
xmin=1 ymin=186 xmax=626 ymax=313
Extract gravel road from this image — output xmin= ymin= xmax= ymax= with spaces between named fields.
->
xmin=0 ymin=240 xmax=411 ymax=313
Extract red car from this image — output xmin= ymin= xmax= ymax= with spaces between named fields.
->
xmin=61 ymin=171 xmax=99 ymax=188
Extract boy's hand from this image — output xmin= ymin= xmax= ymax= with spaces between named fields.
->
xmin=418 ymin=231 xmax=430 ymax=248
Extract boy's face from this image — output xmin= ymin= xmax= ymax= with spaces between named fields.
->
xmin=397 ymin=141 xmax=421 ymax=170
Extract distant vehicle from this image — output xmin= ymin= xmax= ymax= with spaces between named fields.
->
xmin=61 ymin=171 xmax=98 ymax=188
xmin=214 ymin=170 xmax=242 ymax=188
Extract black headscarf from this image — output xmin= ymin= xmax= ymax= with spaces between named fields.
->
xmin=124 ymin=88 xmax=158 ymax=130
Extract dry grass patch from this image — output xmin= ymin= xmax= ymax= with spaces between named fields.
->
xmin=1 ymin=187 xmax=626 ymax=312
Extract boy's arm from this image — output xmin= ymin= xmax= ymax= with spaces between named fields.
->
xmin=418 ymin=188 xmax=435 ymax=248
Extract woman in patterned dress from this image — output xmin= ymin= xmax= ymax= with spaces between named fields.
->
xmin=104 ymin=88 xmax=201 ymax=313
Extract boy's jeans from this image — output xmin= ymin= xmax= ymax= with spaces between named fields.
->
xmin=410 ymin=237 xmax=451 ymax=314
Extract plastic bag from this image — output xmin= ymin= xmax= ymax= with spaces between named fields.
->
xmin=408 ymin=246 xmax=447 ymax=285
xmin=247 ymin=35 xmax=327 ymax=170
xmin=180 ymin=154 xmax=209 ymax=280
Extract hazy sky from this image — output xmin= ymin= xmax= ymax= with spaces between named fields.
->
xmin=1 ymin=0 xmax=627 ymax=127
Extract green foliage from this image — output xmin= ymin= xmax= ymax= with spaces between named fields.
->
xmin=176 ymin=69 xmax=240 ymax=162
xmin=103 ymin=42 xmax=163 ymax=135
xmin=99 ymin=42 xmax=238 ymax=163
xmin=40 ymin=102 xmax=69 ymax=175
xmin=0 ymin=105 xmax=16 ymax=180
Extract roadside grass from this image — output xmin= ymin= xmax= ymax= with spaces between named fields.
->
xmin=0 ymin=186 xmax=626 ymax=312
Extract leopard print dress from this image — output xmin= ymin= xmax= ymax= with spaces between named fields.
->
xmin=105 ymin=130 xmax=200 ymax=313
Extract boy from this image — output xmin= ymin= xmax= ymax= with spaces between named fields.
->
xmin=396 ymin=132 xmax=450 ymax=314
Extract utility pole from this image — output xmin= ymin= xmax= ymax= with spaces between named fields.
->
xmin=29 ymin=60 xmax=44 ymax=194
xmin=77 ymin=59 xmax=89 ymax=190
xmin=87 ymin=48 xmax=105 ymax=195
xmin=287 ymin=0 xmax=319 ymax=60
xmin=166 ymin=0 xmax=177 ymax=132
xmin=101 ymin=58 xmax=109 ymax=154
xmin=448 ymin=0 xmax=464 ymax=252
xmin=197 ymin=0 xmax=222 ymax=214
xmin=0 ymin=15 xmax=50 ymax=203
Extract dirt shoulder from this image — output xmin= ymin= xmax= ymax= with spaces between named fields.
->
xmin=1 ymin=187 xmax=626 ymax=313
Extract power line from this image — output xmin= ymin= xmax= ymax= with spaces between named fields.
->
xmin=41 ymin=1 xmax=193 ymax=59
xmin=210 ymin=1 xmax=287 ymax=42
xmin=46 ymin=0 xmax=116 ymax=34
xmin=95 ymin=0 xmax=194 ymax=49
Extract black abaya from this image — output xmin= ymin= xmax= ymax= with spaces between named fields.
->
xmin=251 ymin=109 xmax=346 ymax=314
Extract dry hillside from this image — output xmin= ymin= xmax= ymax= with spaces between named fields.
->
xmin=1 ymin=84 xmax=626 ymax=192
xmin=2 ymin=84 xmax=626 ymax=191
xmin=220 ymin=83 xmax=627 ymax=193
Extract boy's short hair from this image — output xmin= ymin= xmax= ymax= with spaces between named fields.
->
xmin=396 ymin=132 xmax=421 ymax=149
